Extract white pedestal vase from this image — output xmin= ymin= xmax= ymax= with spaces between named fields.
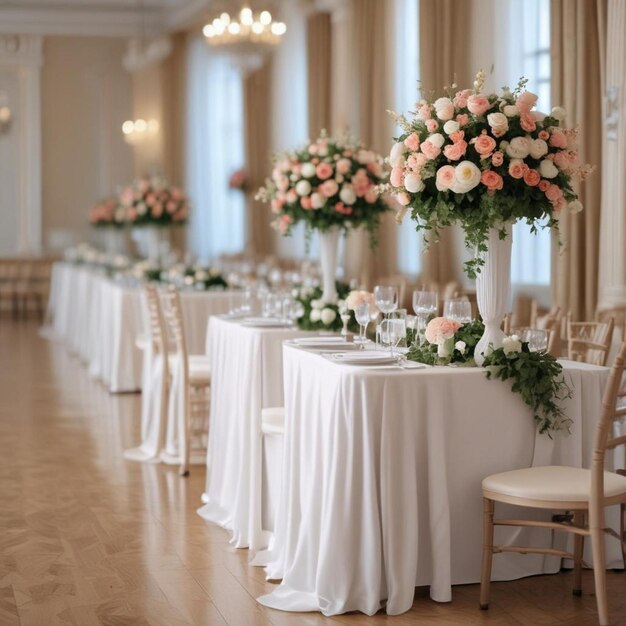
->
xmin=474 ymin=224 xmax=513 ymax=366
xmin=133 ymin=226 xmax=170 ymax=262
xmin=102 ymin=228 xmax=129 ymax=256
xmin=319 ymin=227 xmax=340 ymax=304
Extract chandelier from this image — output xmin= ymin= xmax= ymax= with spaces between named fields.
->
xmin=203 ymin=7 xmax=286 ymax=46
xmin=121 ymin=118 xmax=159 ymax=145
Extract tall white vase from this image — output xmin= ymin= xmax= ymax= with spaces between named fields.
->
xmin=474 ymin=224 xmax=513 ymax=366
xmin=319 ymin=227 xmax=340 ymax=304
xmin=133 ymin=226 xmax=170 ymax=262
xmin=102 ymin=228 xmax=128 ymax=256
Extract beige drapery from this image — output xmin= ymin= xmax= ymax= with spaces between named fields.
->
xmin=243 ymin=62 xmax=273 ymax=256
xmin=306 ymin=12 xmax=332 ymax=138
xmin=550 ymin=0 xmax=606 ymax=321
xmin=417 ymin=0 xmax=472 ymax=286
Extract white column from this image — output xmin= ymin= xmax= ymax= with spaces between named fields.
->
xmin=598 ymin=0 xmax=626 ymax=310
xmin=0 ymin=35 xmax=43 ymax=255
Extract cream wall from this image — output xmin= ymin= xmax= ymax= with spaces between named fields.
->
xmin=41 ymin=36 xmax=134 ymax=250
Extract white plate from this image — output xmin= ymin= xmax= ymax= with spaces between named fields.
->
xmin=328 ymin=351 xmax=398 ymax=366
xmin=293 ymin=336 xmax=345 ymax=345
xmin=241 ymin=317 xmax=293 ymax=328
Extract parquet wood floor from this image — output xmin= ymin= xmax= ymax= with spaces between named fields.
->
xmin=1 ymin=321 xmax=625 ymax=625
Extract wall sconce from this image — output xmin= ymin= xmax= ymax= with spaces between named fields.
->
xmin=0 ymin=91 xmax=11 ymax=134
xmin=122 ymin=118 xmax=159 ymax=145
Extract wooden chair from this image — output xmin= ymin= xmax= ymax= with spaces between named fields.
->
xmin=161 ymin=286 xmax=211 ymax=477
xmin=567 ymin=315 xmax=615 ymax=366
xmin=480 ymin=342 xmax=626 ymax=625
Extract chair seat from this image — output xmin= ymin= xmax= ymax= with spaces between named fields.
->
xmin=261 ymin=406 xmax=285 ymax=435
xmin=483 ymin=465 xmax=626 ymax=503
xmin=168 ymin=354 xmax=211 ymax=385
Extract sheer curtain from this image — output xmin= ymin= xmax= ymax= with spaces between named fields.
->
xmin=394 ymin=0 xmax=421 ymax=277
xmin=185 ymin=37 xmax=245 ymax=261
xmin=506 ymin=0 xmax=552 ymax=290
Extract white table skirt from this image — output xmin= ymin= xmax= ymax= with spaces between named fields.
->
xmin=258 ymin=347 xmax=620 ymax=616
xmin=197 ymin=317 xmax=315 ymax=551
xmin=45 ymin=262 xmax=241 ymax=392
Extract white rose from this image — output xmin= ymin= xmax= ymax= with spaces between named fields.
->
xmin=455 ymin=340 xmax=466 ymax=354
xmin=529 ymin=138 xmax=548 ymax=160
xmin=311 ymin=298 xmax=323 ymax=310
xmin=318 ymin=145 xmax=328 ymax=157
xmin=320 ymin=308 xmax=337 ymax=325
xmin=434 ymin=96 xmax=455 ymax=121
xmin=503 ymin=104 xmax=518 ymax=117
xmin=506 ymin=137 xmax=531 ymax=159
xmin=551 ymin=106 xmax=566 ymax=121
xmin=404 ymin=173 xmax=425 ymax=193
xmin=487 ymin=112 xmax=508 ymax=132
xmin=443 ymin=120 xmax=460 ymax=135
xmin=450 ymin=161 xmax=481 ymax=194
xmin=539 ymin=159 xmax=559 ymax=179
xmin=389 ymin=142 xmax=407 ymax=167
xmin=310 ymin=309 xmax=321 ymax=323
xmin=195 ymin=270 xmax=208 ymax=281
xmin=339 ymin=186 xmax=356 ymax=205
xmin=502 ymin=336 xmax=522 ymax=355
xmin=335 ymin=174 xmax=344 ymax=184
xmin=137 ymin=202 xmax=147 ymax=215
xmin=569 ymin=199 xmax=583 ymax=214
xmin=290 ymin=174 xmax=298 ymax=182
xmin=429 ymin=133 xmax=445 ymax=149
xmin=301 ymin=162 xmax=316 ymax=178
xmin=295 ymin=180 xmax=312 ymax=196
xmin=310 ymin=192 xmax=325 ymax=210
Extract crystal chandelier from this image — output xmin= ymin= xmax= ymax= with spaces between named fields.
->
xmin=202 ymin=7 xmax=286 ymax=74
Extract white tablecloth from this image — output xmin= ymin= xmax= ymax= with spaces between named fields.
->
xmin=197 ymin=317 xmax=315 ymax=551
xmin=258 ymin=347 xmax=620 ymax=616
xmin=45 ymin=262 xmax=241 ymax=392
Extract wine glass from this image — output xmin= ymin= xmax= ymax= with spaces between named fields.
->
xmin=374 ymin=286 xmax=399 ymax=319
xmin=380 ymin=317 xmax=407 ymax=357
xmin=354 ymin=302 xmax=370 ymax=346
xmin=412 ymin=290 xmax=438 ymax=339
xmin=444 ymin=298 xmax=472 ymax=323
xmin=521 ymin=328 xmax=549 ymax=352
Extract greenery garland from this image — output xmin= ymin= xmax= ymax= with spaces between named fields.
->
xmin=407 ymin=320 xmax=572 ymax=435
xmin=294 ymin=282 xmax=357 ymax=333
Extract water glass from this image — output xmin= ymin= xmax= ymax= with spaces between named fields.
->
xmin=521 ymin=328 xmax=549 ymax=352
xmin=374 ymin=285 xmax=399 ymax=317
xmin=412 ymin=290 xmax=438 ymax=339
xmin=380 ymin=317 xmax=406 ymax=357
xmin=444 ymin=298 xmax=472 ymax=323
xmin=354 ymin=302 xmax=370 ymax=345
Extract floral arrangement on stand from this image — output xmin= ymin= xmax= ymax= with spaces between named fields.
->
xmin=385 ymin=71 xmax=590 ymax=278
xmin=89 ymin=197 xmax=122 ymax=227
xmin=179 ymin=266 xmax=228 ymax=290
xmin=229 ymin=168 xmax=249 ymax=193
xmin=407 ymin=317 xmax=572 ymax=435
xmin=256 ymin=131 xmax=389 ymax=304
xmin=118 ymin=175 xmax=190 ymax=226
xmin=294 ymin=282 xmax=357 ymax=332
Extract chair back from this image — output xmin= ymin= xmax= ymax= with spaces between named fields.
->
xmin=567 ymin=315 xmax=615 ymax=366
xmin=590 ymin=343 xmax=626 ymax=523
xmin=161 ymin=285 xmax=189 ymax=380
xmin=144 ymin=284 xmax=169 ymax=362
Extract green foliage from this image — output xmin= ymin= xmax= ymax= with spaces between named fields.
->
xmin=482 ymin=345 xmax=572 ymax=435
xmin=295 ymin=282 xmax=357 ymax=333
xmin=407 ymin=319 xmax=485 ymax=365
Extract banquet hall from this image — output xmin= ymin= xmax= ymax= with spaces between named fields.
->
xmin=1 ymin=0 xmax=626 ymax=624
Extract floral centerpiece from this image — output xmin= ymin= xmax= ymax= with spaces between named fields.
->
xmin=294 ymin=282 xmax=357 ymax=332
xmin=89 ymin=197 xmax=121 ymax=227
xmin=256 ymin=131 xmax=389 ymax=303
xmin=408 ymin=317 xmax=571 ymax=435
xmin=385 ymin=70 xmax=590 ymax=363
xmin=229 ymin=168 xmax=249 ymax=192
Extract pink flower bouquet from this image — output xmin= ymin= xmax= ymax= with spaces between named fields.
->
xmin=256 ymin=132 xmax=389 ymax=245
xmin=386 ymin=71 xmax=590 ymax=277
xmin=424 ymin=316 xmax=463 ymax=359
xmin=89 ymin=196 xmax=120 ymax=227
xmin=229 ymin=168 xmax=248 ymax=192
xmin=346 ymin=290 xmax=377 ymax=312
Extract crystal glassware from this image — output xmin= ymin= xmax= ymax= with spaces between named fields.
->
xmin=354 ymin=302 xmax=370 ymax=346
xmin=412 ymin=290 xmax=438 ymax=340
xmin=520 ymin=328 xmax=549 ymax=352
xmin=374 ymin=285 xmax=399 ymax=318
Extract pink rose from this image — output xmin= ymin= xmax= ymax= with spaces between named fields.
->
xmin=335 ymin=202 xmax=353 ymax=215
xmin=395 ymin=191 xmax=410 ymax=206
xmin=472 ymin=132 xmax=497 ymax=157
xmin=145 ymin=192 xmax=156 ymax=207
xmin=320 ymin=179 xmax=339 ymax=198
xmin=127 ymin=207 xmax=137 ymax=220
xmin=278 ymin=214 xmax=293 ymax=234
xmin=336 ymin=158 xmax=352 ymax=175
xmin=456 ymin=114 xmax=469 ymax=127
xmin=270 ymin=198 xmax=284 ymax=214
xmin=480 ymin=170 xmax=504 ymax=192
xmin=316 ymin=162 xmax=333 ymax=180
xmin=426 ymin=119 xmax=439 ymax=133
xmin=448 ymin=130 xmax=465 ymax=144
xmin=286 ymin=189 xmax=298 ymax=204
xmin=404 ymin=132 xmax=420 ymax=151
xmin=364 ymin=188 xmax=378 ymax=203
xmin=407 ymin=153 xmax=428 ymax=172
xmin=424 ymin=317 xmax=462 ymax=344
xmin=523 ymin=168 xmax=541 ymax=186
xmin=516 ymin=91 xmax=538 ymax=114
xmin=276 ymin=176 xmax=289 ymax=192
xmin=538 ymin=130 xmax=550 ymax=141
xmin=467 ymin=94 xmax=491 ymax=117
xmin=417 ymin=103 xmax=432 ymax=120
xmin=453 ymin=89 xmax=472 ymax=109
xmin=520 ymin=115 xmax=536 ymax=132
xmin=300 ymin=196 xmax=312 ymax=209
xmin=390 ymin=166 xmax=405 ymax=188
xmin=508 ymin=160 xmax=526 ymax=179
xmin=443 ymin=141 xmax=467 ymax=161
xmin=545 ymin=184 xmax=563 ymax=204
xmin=538 ymin=180 xmax=550 ymax=192
xmin=367 ymin=161 xmax=382 ymax=177
xmin=152 ymin=202 xmax=164 ymax=218
xmin=491 ymin=151 xmax=504 ymax=167
xmin=166 ymin=200 xmax=177 ymax=214
xmin=553 ymin=151 xmax=570 ymax=171
xmin=420 ymin=140 xmax=441 ymax=160
xmin=435 ymin=165 xmax=456 ymax=191
xmin=549 ymin=130 xmax=568 ymax=149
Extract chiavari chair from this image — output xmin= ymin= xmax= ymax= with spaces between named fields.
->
xmin=567 ymin=315 xmax=615 ymax=366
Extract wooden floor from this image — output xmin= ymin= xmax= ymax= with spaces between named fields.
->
xmin=1 ymin=321 xmax=625 ymax=626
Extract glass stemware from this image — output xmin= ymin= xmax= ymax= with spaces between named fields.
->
xmin=444 ymin=297 xmax=472 ymax=323
xmin=354 ymin=302 xmax=370 ymax=346
xmin=374 ymin=285 xmax=399 ymax=319
xmin=412 ymin=290 xmax=438 ymax=341
xmin=520 ymin=328 xmax=549 ymax=352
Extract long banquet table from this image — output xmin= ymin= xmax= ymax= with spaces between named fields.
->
xmin=257 ymin=345 xmax=623 ymax=616
xmin=197 ymin=316 xmax=315 ymax=551
xmin=45 ymin=262 xmax=241 ymax=392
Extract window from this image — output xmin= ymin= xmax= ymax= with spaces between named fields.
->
xmin=185 ymin=37 xmax=245 ymax=261
xmin=507 ymin=0 xmax=552 ymax=287
xmin=393 ymin=0 xmax=421 ymax=276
